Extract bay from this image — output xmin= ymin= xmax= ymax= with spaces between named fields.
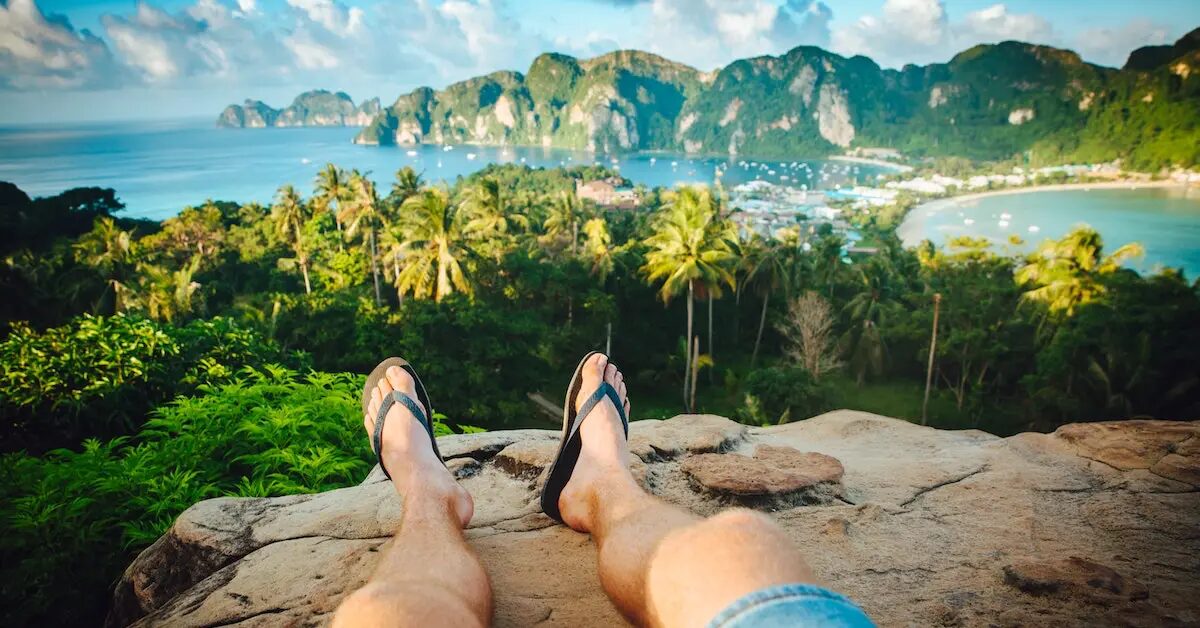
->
xmin=0 ymin=118 xmax=883 ymax=220
xmin=897 ymin=186 xmax=1200 ymax=278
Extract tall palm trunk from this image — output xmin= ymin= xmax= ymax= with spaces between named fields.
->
xmin=369 ymin=227 xmax=382 ymax=306
xmin=708 ymin=294 xmax=715 ymax=384
xmin=393 ymin=254 xmax=404 ymax=305
xmin=684 ymin=280 xmax=694 ymax=412
xmin=294 ymin=222 xmax=311 ymax=295
xmin=921 ymin=293 xmax=941 ymax=425
xmin=751 ymin=290 xmax=769 ymax=367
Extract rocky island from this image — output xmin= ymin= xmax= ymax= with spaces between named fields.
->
xmin=109 ymin=411 xmax=1199 ymax=627
xmin=218 ymin=26 xmax=1199 ymax=168
xmin=217 ymin=90 xmax=380 ymax=128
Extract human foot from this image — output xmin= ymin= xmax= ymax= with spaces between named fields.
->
xmin=365 ymin=365 xmax=473 ymax=526
xmin=557 ymin=353 xmax=635 ymax=531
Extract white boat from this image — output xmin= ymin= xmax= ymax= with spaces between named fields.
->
xmin=1028 ymin=225 xmax=1040 ymax=233
xmin=406 ymin=150 xmax=418 ymax=157
xmin=964 ymin=218 xmax=975 ymax=225
xmin=436 ymin=160 xmax=443 ymax=168
xmin=443 ymin=145 xmax=453 ymax=151
xmin=300 ymin=158 xmax=311 ymax=164
xmin=650 ymin=157 xmax=657 ymax=165
xmin=998 ymin=220 xmax=1009 ymax=228
xmin=466 ymin=153 xmax=476 ymax=160
xmin=1000 ymin=212 xmax=1012 ymax=220
xmin=671 ymin=161 xmax=678 ymax=167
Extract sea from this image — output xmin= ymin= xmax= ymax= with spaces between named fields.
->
xmin=4 ymin=118 xmax=1198 ymax=278
xmin=897 ymin=187 xmax=1200 ymax=278
xmin=0 ymin=118 xmax=884 ymax=220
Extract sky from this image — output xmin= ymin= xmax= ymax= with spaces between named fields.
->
xmin=1 ymin=0 xmax=1198 ymax=124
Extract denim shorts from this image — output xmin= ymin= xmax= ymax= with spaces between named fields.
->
xmin=706 ymin=583 xmax=875 ymax=628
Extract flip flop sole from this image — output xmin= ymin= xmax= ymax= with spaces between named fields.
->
xmin=362 ymin=357 xmax=443 ymax=476
xmin=540 ymin=351 xmax=602 ymax=523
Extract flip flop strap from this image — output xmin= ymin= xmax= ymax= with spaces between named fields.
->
xmin=571 ymin=382 xmax=628 ymax=440
xmin=373 ymin=390 xmax=432 ymax=480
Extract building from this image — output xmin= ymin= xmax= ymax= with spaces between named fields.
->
xmin=576 ymin=177 xmax=640 ymax=208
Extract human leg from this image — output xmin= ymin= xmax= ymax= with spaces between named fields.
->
xmin=556 ymin=354 xmax=819 ymax=627
xmin=333 ymin=366 xmax=492 ymax=628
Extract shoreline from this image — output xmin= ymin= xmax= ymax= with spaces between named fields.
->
xmin=830 ymin=155 xmax=913 ymax=172
xmin=916 ymin=180 xmax=1190 ymax=208
xmin=896 ymin=179 xmax=1196 ymax=245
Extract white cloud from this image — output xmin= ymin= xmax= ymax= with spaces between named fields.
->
xmin=635 ymin=0 xmax=832 ymax=69
xmin=962 ymin=4 xmax=1052 ymax=43
xmin=286 ymin=0 xmax=364 ymax=38
xmin=0 ymin=0 xmax=123 ymax=88
xmin=1074 ymin=20 xmax=1173 ymax=68
xmin=832 ymin=0 xmax=1061 ymax=68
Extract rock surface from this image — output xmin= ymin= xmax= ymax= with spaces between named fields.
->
xmin=109 ymin=412 xmax=1200 ymax=627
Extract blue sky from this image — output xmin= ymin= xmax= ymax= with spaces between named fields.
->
xmin=3 ymin=0 xmax=1198 ymax=123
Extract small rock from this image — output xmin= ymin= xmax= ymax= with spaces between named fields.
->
xmin=447 ymin=457 xmax=482 ymax=479
xmin=1002 ymin=557 xmax=1149 ymax=603
xmin=494 ymin=440 xmax=558 ymax=477
xmin=628 ymin=414 xmax=747 ymax=462
xmin=681 ymin=445 xmax=843 ymax=507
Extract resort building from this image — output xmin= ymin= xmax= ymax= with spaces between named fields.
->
xmin=576 ymin=177 xmax=640 ymax=208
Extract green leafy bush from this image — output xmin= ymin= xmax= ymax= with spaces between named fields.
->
xmin=0 ymin=366 xmax=426 ymax=625
xmin=0 ymin=314 xmax=304 ymax=451
xmin=738 ymin=366 xmax=833 ymax=425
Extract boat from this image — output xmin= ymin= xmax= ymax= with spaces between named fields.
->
xmin=443 ymin=145 xmax=453 ymax=151
xmin=466 ymin=153 xmax=476 ymax=160
xmin=1028 ymin=225 xmax=1040 ymax=233
xmin=964 ymin=218 xmax=975 ymax=225
xmin=998 ymin=220 xmax=1009 ymax=228
xmin=406 ymin=150 xmax=418 ymax=157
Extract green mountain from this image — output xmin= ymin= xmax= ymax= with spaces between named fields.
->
xmin=233 ymin=31 xmax=1200 ymax=169
xmin=217 ymin=90 xmax=380 ymax=128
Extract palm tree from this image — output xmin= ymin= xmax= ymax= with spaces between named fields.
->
xmin=341 ymin=171 xmax=385 ymax=305
xmin=314 ymin=163 xmax=349 ymax=245
xmin=463 ymin=177 xmax=529 ymax=253
xmin=396 ymin=188 xmax=475 ymax=302
xmin=841 ymin=262 xmax=893 ymax=385
xmin=583 ymin=216 xmax=618 ymax=353
xmin=1016 ymin=226 xmax=1143 ymax=319
xmin=389 ymin=166 xmax=423 ymax=208
xmin=642 ymin=186 xmax=736 ymax=411
xmin=543 ymin=190 xmax=585 ymax=255
xmin=746 ymin=236 xmax=794 ymax=367
xmin=270 ymin=184 xmax=313 ymax=294
xmin=74 ymin=217 xmax=139 ymax=314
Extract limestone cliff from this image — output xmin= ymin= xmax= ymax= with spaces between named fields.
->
xmin=217 ymin=91 xmax=379 ymax=129
xmin=109 ymin=412 xmax=1199 ymax=627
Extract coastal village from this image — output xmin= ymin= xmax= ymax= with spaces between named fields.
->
xmin=571 ymin=153 xmax=1200 ymax=260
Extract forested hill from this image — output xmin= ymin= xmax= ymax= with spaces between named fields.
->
xmin=343 ymin=27 xmax=1198 ymax=169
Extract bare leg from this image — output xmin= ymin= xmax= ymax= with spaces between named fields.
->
xmin=333 ymin=366 xmax=492 ymax=628
xmin=559 ymin=355 xmax=816 ymax=627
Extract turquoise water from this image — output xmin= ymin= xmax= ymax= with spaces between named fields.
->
xmin=0 ymin=118 xmax=882 ymax=220
xmin=897 ymin=187 xmax=1200 ymax=278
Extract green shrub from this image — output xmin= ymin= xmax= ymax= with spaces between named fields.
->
xmin=0 ymin=314 xmax=303 ymax=451
xmin=738 ymin=366 xmax=833 ymax=425
xmin=0 ymin=366 xmax=453 ymax=625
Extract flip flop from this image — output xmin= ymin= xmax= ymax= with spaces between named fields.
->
xmin=361 ymin=357 xmax=443 ymax=480
xmin=540 ymin=351 xmax=629 ymax=523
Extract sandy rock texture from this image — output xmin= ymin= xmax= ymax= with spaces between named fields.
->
xmin=108 ymin=412 xmax=1199 ymax=627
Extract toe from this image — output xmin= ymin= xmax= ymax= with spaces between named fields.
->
xmin=368 ymin=388 xmax=382 ymax=422
xmin=385 ymin=366 xmax=415 ymax=396
xmin=604 ymin=361 xmax=618 ymax=386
